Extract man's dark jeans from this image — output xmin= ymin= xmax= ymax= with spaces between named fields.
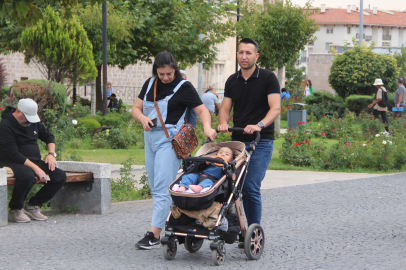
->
xmin=1 ymin=160 xmax=67 ymax=210
xmin=372 ymin=109 xmax=389 ymax=132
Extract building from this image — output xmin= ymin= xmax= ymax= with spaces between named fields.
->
xmin=301 ymin=5 xmax=406 ymax=93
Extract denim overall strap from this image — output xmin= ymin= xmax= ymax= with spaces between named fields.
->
xmin=142 ymin=78 xmax=188 ymax=139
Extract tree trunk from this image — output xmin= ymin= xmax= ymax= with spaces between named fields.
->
xmin=96 ymin=65 xmax=102 ymax=111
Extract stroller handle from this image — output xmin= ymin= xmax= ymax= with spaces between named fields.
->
xmin=183 ymin=156 xmax=228 ymax=167
xmin=204 ymin=127 xmax=261 ymax=144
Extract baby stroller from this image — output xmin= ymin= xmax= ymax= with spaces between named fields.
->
xmin=161 ymin=128 xmax=265 ymax=266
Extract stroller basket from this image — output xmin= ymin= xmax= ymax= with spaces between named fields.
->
xmin=169 ymin=141 xmax=247 ymax=211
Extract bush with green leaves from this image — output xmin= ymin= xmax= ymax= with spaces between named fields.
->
xmin=356 ymin=112 xmax=388 ymax=139
xmin=345 ymin=95 xmax=373 ymax=115
xmin=77 ymin=117 xmax=101 ymax=132
xmin=107 ymin=128 xmax=137 ymax=149
xmin=99 ymin=112 xmax=126 ymax=128
xmin=0 ymin=86 xmax=9 ymax=99
xmin=329 ymin=41 xmax=399 ymax=98
xmin=304 ymin=92 xmax=347 ymax=120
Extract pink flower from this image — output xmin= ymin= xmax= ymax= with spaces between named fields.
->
xmin=322 ymin=132 xmax=326 ymax=136
xmin=345 ymin=142 xmax=350 ymax=145
xmin=0 ymin=107 xmax=2 ymax=111
xmin=294 ymin=143 xmax=301 ymax=146
xmin=307 ymin=141 xmax=310 ymax=145
xmin=289 ymin=129 xmax=292 ymax=132
xmin=302 ymin=140 xmax=306 ymax=143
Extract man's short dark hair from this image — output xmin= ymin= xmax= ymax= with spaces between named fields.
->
xmin=398 ymin=77 xmax=405 ymax=84
xmin=238 ymin=38 xmax=259 ymax=52
xmin=111 ymin=93 xmax=116 ymax=97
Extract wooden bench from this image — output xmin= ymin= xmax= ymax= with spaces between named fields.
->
xmin=6 ymin=172 xmax=94 ymax=186
xmin=0 ymin=162 xmax=111 ymax=227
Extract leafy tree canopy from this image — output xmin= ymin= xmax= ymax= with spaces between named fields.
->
xmin=285 ymin=52 xmax=306 ymax=91
xmin=393 ymin=45 xmax=406 ymax=77
xmin=20 ymin=6 xmax=97 ymax=84
xmin=0 ymin=0 xmax=103 ymax=26
xmin=329 ymin=40 xmax=399 ymax=98
xmin=237 ymin=0 xmax=318 ymax=73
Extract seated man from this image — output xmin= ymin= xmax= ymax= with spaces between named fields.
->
xmin=0 ymin=99 xmax=67 ymax=223
xmin=108 ymin=93 xmax=119 ymax=111
xmin=174 ymin=147 xmax=234 ymax=193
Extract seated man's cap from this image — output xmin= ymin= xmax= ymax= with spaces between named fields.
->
xmin=17 ymin=98 xmax=40 ymax=123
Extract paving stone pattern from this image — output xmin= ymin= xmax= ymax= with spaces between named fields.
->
xmin=1 ymin=173 xmax=406 ymax=269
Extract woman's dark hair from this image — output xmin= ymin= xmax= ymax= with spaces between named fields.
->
xmin=281 ymin=88 xmax=286 ymax=93
xmin=307 ymin=80 xmax=312 ymax=87
xmin=152 ymin=51 xmax=181 ymax=78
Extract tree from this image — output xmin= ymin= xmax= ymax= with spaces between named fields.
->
xmin=393 ymin=45 xmax=406 ymax=77
xmin=20 ymin=6 xmax=97 ymax=85
xmin=329 ymin=41 xmax=399 ymax=98
xmin=285 ymin=53 xmax=306 ymax=91
xmin=75 ymin=0 xmax=236 ymax=110
xmin=237 ymin=0 xmax=318 ymax=85
xmin=0 ymin=0 xmax=103 ymax=27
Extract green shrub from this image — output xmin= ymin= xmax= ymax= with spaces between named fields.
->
xmin=356 ymin=112 xmax=387 ymax=139
xmin=345 ymin=95 xmax=373 ymax=115
xmin=91 ymin=131 xmax=109 ymax=148
xmin=78 ymin=117 xmax=101 ymax=132
xmin=100 ymin=112 xmax=125 ymax=128
xmin=0 ymin=86 xmax=9 ymax=99
xmin=107 ymin=127 xmax=137 ymax=149
xmin=304 ymin=91 xmax=342 ymax=105
xmin=66 ymin=102 xmax=91 ymax=118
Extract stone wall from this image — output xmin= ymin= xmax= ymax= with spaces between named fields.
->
xmin=308 ymin=53 xmax=336 ymax=94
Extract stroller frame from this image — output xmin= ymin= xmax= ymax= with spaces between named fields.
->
xmin=161 ymin=128 xmax=265 ymax=265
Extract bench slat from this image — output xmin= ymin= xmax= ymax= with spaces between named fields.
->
xmin=7 ymin=171 xmax=93 ymax=186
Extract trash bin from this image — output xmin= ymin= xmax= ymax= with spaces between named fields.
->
xmin=287 ymin=103 xmax=307 ymax=130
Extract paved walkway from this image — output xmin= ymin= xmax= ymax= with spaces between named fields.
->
xmin=1 ymin=170 xmax=406 ymax=269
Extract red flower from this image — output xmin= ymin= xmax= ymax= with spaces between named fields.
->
xmin=307 ymin=141 xmax=310 ymax=145
xmin=323 ymin=114 xmax=325 ymax=117
xmin=322 ymin=132 xmax=326 ymax=136
xmin=302 ymin=140 xmax=306 ymax=143
xmin=294 ymin=142 xmax=301 ymax=146
xmin=345 ymin=142 xmax=350 ymax=145
xmin=404 ymin=124 xmax=406 ymax=127
xmin=0 ymin=107 xmax=2 ymax=111
xmin=289 ymin=129 xmax=292 ymax=132
xmin=370 ymin=140 xmax=373 ymax=142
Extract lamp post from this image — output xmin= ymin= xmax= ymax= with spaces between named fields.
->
xmin=359 ymin=0 xmax=363 ymax=46
xmin=102 ymin=1 xmax=108 ymax=115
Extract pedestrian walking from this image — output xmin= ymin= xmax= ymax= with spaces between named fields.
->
xmin=368 ymin=78 xmax=389 ymax=134
xmin=393 ymin=77 xmax=406 ymax=119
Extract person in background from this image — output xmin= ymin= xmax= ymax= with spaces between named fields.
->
xmin=108 ymin=93 xmax=119 ymax=111
xmin=393 ymin=77 xmax=406 ymax=119
xmin=280 ymin=88 xmax=290 ymax=101
xmin=303 ymin=80 xmax=313 ymax=97
xmin=368 ymin=78 xmax=389 ymax=134
xmin=202 ymin=85 xmax=220 ymax=114
xmin=180 ymin=70 xmax=198 ymax=128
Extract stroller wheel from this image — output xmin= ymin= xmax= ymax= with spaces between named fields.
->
xmin=244 ymin=223 xmax=265 ymax=260
xmin=184 ymin=236 xmax=204 ymax=253
xmin=162 ymin=237 xmax=177 ymax=260
xmin=211 ymin=241 xmax=226 ymax=266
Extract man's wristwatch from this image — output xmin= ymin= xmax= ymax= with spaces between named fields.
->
xmin=257 ymin=121 xmax=265 ymax=129
xmin=48 ymin=152 xmax=57 ymax=158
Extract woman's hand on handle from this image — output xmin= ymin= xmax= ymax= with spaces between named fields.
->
xmin=204 ymin=128 xmax=217 ymax=142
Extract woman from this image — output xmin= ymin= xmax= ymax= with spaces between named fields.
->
xmin=303 ymin=80 xmax=313 ymax=97
xmin=131 ymin=51 xmax=217 ymax=249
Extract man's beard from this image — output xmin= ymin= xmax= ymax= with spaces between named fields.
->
xmin=20 ymin=122 xmax=31 ymax=128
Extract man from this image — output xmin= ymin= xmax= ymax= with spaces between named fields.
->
xmin=218 ymin=38 xmax=281 ymax=229
xmin=202 ymin=85 xmax=220 ymax=114
xmin=108 ymin=93 xmax=119 ymax=111
xmin=180 ymin=70 xmax=197 ymax=128
xmin=368 ymin=78 xmax=389 ymax=133
xmin=0 ymin=99 xmax=66 ymax=223
xmin=393 ymin=77 xmax=406 ymax=119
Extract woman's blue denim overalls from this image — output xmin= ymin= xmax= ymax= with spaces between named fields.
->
xmin=143 ymin=77 xmax=187 ymax=229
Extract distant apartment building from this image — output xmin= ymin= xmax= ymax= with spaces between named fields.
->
xmin=297 ymin=5 xmax=406 ymax=93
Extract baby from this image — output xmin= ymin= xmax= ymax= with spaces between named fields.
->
xmin=174 ymin=147 xmax=234 ymax=193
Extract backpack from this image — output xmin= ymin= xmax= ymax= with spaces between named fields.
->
xmin=376 ymin=87 xmax=388 ymax=107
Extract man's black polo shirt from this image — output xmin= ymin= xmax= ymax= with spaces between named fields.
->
xmin=224 ymin=65 xmax=280 ymax=141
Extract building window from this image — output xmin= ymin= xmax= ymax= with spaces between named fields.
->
xmin=325 ymin=43 xmax=333 ymax=51
xmin=21 ymin=77 xmax=28 ymax=81
xmin=326 ymin=27 xmax=334 ymax=34
xmin=347 ymin=27 xmax=351 ymax=34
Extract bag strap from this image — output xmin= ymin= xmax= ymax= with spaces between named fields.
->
xmin=153 ymin=79 xmax=170 ymax=138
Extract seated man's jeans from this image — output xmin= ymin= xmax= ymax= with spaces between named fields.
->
xmin=0 ymin=160 xmax=67 ymax=209
xmin=185 ymin=108 xmax=197 ymax=128
xmin=241 ymin=139 xmax=274 ymax=226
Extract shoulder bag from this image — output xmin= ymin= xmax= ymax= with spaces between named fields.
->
xmin=153 ymin=79 xmax=198 ymax=159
